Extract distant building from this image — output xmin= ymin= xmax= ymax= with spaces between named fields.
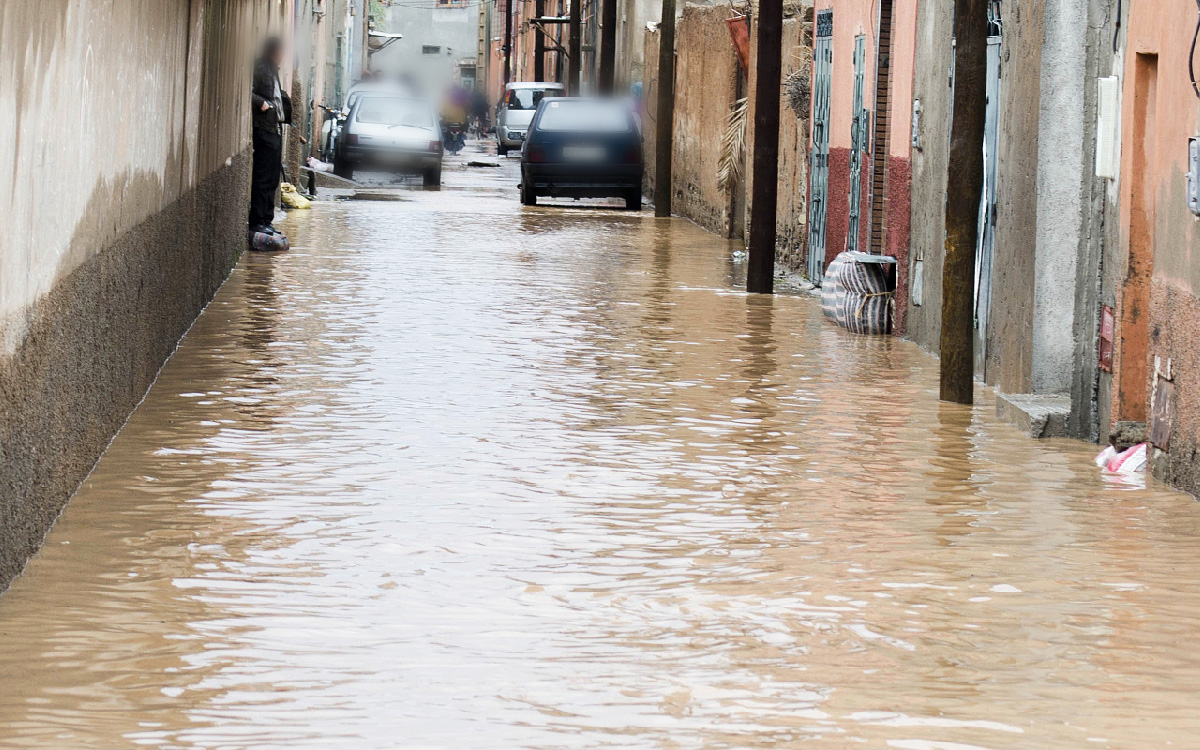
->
xmin=372 ymin=0 xmax=481 ymax=92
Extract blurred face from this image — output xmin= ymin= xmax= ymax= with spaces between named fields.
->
xmin=268 ymin=46 xmax=284 ymax=68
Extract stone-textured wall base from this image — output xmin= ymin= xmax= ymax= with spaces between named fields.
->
xmin=1148 ymin=279 xmax=1200 ymax=497
xmin=0 ymin=150 xmax=251 ymax=591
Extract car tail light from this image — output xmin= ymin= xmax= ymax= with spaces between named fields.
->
xmin=625 ymin=146 xmax=642 ymax=163
xmin=348 ymin=134 xmax=359 ymax=145
xmin=430 ymin=141 xmax=442 ymax=152
xmin=527 ymin=144 xmax=546 ymax=163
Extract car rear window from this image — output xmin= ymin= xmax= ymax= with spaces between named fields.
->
xmin=536 ymin=101 xmax=631 ymax=132
xmin=506 ymin=88 xmax=558 ymax=111
xmin=356 ymin=97 xmax=434 ymax=128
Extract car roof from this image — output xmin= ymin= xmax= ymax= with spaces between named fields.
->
xmin=506 ymin=81 xmax=565 ymax=90
xmin=351 ymin=92 xmax=432 ymax=107
xmin=535 ymin=96 xmax=625 ymax=108
xmin=531 ymin=98 xmax=636 ymax=129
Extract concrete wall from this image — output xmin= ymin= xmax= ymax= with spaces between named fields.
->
xmin=902 ymin=0 xmax=954 ymax=351
xmin=0 ymin=0 xmax=265 ymax=590
xmin=984 ymin=0 xmax=1044 ymax=393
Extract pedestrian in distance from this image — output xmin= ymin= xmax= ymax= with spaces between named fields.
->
xmin=249 ymin=37 xmax=292 ymax=239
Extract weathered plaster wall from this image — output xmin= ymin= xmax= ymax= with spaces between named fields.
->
xmin=1030 ymin=0 xmax=1087 ymax=394
xmin=646 ymin=2 xmax=811 ymax=257
xmin=1064 ymin=0 xmax=1119 ymax=441
xmin=671 ymin=4 xmax=741 ymax=236
xmin=0 ymin=0 xmax=264 ymax=590
xmin=617 ymin=0 xmax=661 ymax=90
xmin=642 ymin=26 xmax=662 ymax=198
xmin=888 ymin=157 xmax=913 ymax=332
xmin=902 ymin=0 xmax=953 ymax=353
xmin=1111 ymin=0 xmax=1200 ymax=494
xmin=885 ymin=0 xmax=917 ymax=333
xmin=983 ymin=0 xmax=1042 ymax=393
xmin=775 ymin=14 xmax=814 ymax=269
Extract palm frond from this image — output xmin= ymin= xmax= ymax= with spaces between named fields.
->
xmin=717 ymin=97 xmax=749 ymax=192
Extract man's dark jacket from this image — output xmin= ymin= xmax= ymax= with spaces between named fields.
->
xmin=251 ymin=58 xmax=292 ymax=134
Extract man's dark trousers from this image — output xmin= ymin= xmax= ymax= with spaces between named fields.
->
xmin=250 ymin=127 xmax=283 ymax=229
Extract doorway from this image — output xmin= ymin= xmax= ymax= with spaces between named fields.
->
xmin=867 ymin=0 xmax=894 ymax=254
xmin=1117 ymin=52 xmax=1158 ymax=422
xmin=973 ymin=21 xmax=1002 ymax=377
xmin=807 ymin=10 xmax=833 ymax=283
xmin=847 ymin=34 xmax=867 ymax=253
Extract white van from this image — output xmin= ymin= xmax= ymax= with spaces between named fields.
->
xmin=496 ymin=82 xmax=566 ymax=155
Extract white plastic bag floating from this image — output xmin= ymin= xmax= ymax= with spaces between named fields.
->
xmin=1094 ymin=445 xmax=1118 ymax=468
xmin=1095 ymin=442 xmax=1148 ymax=475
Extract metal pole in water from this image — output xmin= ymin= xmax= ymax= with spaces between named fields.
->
xmin=534 ymin=0 xmax=547 ymax=80
xmin=939 ymin=0 xmax=988 ymax=404
xmin=568 ymin=0 xmax=582 ymax=93
xmin=746 ymin=0 xmax=782 ymax=294
xmin=503 ymin=0 xmax=514 ymax=85
xmin=653 ymin=0 xmax=676 ymax=217
xmin=598 ymin=0 xmax=618 ymax=93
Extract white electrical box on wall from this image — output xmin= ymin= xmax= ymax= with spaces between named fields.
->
xmin=1095 ymin=76 xmax=1120 ymax=179
xmin=1188 ymin=138 xmax=1200 ymax=216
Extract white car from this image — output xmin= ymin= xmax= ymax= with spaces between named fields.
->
xmin=496 ymin=82 xmax=565 ymax=156
xmin=334 ymin=94 xmax=443 ymax=186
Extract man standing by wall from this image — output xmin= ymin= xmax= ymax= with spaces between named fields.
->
xmin=251 ymin=37 xmax=292 ymax=235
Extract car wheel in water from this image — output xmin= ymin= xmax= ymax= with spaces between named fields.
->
xmin=423 ymin=168 xmax=442 ymax=188
xmin=625 ymin=191 xmax=642 ymax=211
xmin=521 ymin=183 xmax=537 ymax=206
xmin=498 ymin=143 xmax=509 ymax=157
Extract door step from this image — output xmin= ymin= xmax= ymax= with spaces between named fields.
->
xmin=996 ymin=393 xmax=1071 ymax=438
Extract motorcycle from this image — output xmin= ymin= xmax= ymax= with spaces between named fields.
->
xmin=443 ymin=122 xmax=466 ymax=155
xmin=318 ymin=104 xmax=346 ymax=162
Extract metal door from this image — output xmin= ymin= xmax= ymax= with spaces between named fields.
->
xmin=807 ymin=10 xmax=833 ymax=284
xmin=973 ymin=29 xmax=1002 ymax=376
xmin=847 ymin=35 xmax=867 ymax=253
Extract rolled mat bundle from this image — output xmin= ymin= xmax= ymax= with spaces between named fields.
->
xmin=821 ymin=252 xmax=894 ymax=336
xmin=249 ymin=229 xmax=290 ymax=252
xmin=821 ymin=253 xmax=848 ymax=321
xmin=840 ymin=288 xmax=892 ymax=335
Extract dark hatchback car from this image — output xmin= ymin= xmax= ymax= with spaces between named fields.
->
xmin=519 ymin=98 xmax=643 ymax=210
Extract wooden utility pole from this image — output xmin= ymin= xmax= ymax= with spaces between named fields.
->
xmin=598 ymin=0 xmax=617 ymax=93
xmin=568 ymin=0 xmax=582 ymax=93
xmin=503 ymin=0 xmax=514 ymax=85
xmin=939 ymin=0 xmax=988 ymax=404
xmin=534 ymin=0 xmax=546 ymax=80
xmin=746 ymin=0 xmax=782 ymax=294
xmin=653 ymin=0 xmax=676 ymax=217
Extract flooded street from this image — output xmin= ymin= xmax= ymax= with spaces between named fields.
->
xmin=3 ymin=153 xmax=1200 ymax=749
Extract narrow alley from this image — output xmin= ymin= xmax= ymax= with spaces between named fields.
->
xmin=1 ymin=156 xmax=1199 ymax=748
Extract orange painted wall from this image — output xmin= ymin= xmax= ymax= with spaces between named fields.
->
xmin=1113 ymin=0 xmax=1200 ymax=490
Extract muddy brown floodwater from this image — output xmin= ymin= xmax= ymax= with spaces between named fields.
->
xmin=3 ymin=157 xmax=1200 ymax=749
